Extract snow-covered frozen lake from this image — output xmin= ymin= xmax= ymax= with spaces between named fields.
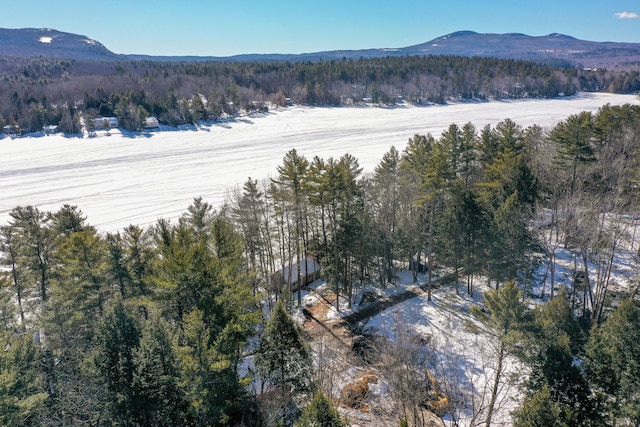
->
xmin=2 ymin=93 xmax=638 ymax=233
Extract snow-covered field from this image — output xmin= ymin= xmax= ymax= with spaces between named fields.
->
xmin=3 ymin=93 xmax=638 ymax=426
xmin=1 ymin=93 xmax=638 ymax=232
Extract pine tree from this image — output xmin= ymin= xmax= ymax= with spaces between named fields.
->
xmin=232 ymin=178 xmax=266 ymax=275
xmin=585 ymin=298 xmax=640 ymax=425
xmin=476 ymin=138 xmax=538 ymax=287
xmin=54 ymin=225 xmax=110 ymax=323
xmin=94 ymin=301 xmax=142 ymax=422
xmin=420 ymin=135 xmax=456 ymax=300
xmin=549 ymin=111 xmax=595 ymax=200
xmin=372 ymin=146 xmax=401 ymax=286
xmin=494 ymin=118 xmax=525 ymax=154
xmin=314 ymin=154 xmax=363 ymax=310
xmin=459 ymin=122 xmax=480 ymax=187
xmin=0 ymin=330 xmax=48 ymax=426
xmin=131 ymin=315 xmax=190 ymax=427
xmin=523 ymin=288 xmax=601 ymax=427
xmin=512 ymin=385 xmax=564 ymax=427
xmin=275 ymin=149 xmax=310 ymax=307
xmin=399 ymin=133 xmax=434 ymax=283
xmin=256 ymin=300 xmax=313 ymax=419
xmin=8 ymin=206 xmax=54 ymax=303
xmin=178 ymin=308 xmax=259 ymax=427
xmin=472 ymin=281 xmax=530 ymax=427
xmin=295 ymin=392 xmax=348 ymax=427
xmin=0 ymin=225 xmax=28 ymax=326
xmin=154 ymin=203 xmax=260 ymax=365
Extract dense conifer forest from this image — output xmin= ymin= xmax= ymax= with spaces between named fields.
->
xmin=2 ymin=100 xmax=640 ymax=425
xmin=2 ymin=54 xmax=640 ymax=133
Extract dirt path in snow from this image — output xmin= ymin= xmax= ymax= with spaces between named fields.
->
xmin=300 ymin=275 xmax=453 ymax=427
xmin=341 ymin=272 xmax=458 ymax=328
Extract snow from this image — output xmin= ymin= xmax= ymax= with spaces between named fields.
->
xmin=39 ymin=36 xmax=52 ymax=44
xmin=300 ymin=270 xmax=524 ymax=426
xmin=365 ymin=275 xmax=523 ymax=426
xmin=2 ymin=93 xmax=635 ymax=425
xmin=1 ymin=93 xmax=638 ymax=233
xmin=340 ymin=211 xmax=640 ymax=426
xmin=278 ymin=256 xmax=322 ymax=284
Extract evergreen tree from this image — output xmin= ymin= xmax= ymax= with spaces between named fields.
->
xmin=106 ymin=231 xmax=133 ymax=300
xmin=472 ymin=281 xmax=531 ymax=427
xmin=121 ymin=224 xmax=155 ymax=299
xmin=232 ymin=178 xmax=266 ymax=274
xmin=476 ymin=136 xmax=538 ymax=286
xmin=0 ymin=225 xmax=28 ymax=326
xmin=585 ymin=298 xmax=640 ymax=425
xmin=51 ymin=204 xmax=90 ymax=235
xmin=295 ymin=392 xmax=348 ymax=427
xmin=372 ymin=146 xmax=401 ymax=286
xmin=8 ymin=206 xmax=54 ymax=303
xmin=549 ymin=112 xmax=595 ymax=199
xmin=276 ymin=149 xmax=310 ymax=306
xmin=438 ymin=184 xmax=482 ymax=294
xmin=522 ymin=288 xmax=601 ymax=427
xmin=54 ymin=223 xmax=110 ymax=325
xmin=256 ymin=300 xmax=313 ymax=420
xmin=459 ymin=122 xmax=480 ymax=187
xmin=178 ymin=308 xmax=259 ymax=427
xmin=399 ymin=133 xmax=434 ymax=282
xmin=494 ymin=118 xmax=525 ymax=154
xmin=154 ymin=202 xmax=259 ymax=366
xmin=131 ymin=315 xmax=190 ymax=427
xmin=0 ymin=277 xmax=16 ymax=332
xmin=94 ymin=301 xmax=142 ymax=422
xmin=478 ymin=124 xmax=500 ymax=166
xmin=512 ymin=385 xmax=565 ymax=427
xmin=0 ymin=330 xmax=48 ymax=427
xmin=314 ymin=154 xmax=363 ymax=310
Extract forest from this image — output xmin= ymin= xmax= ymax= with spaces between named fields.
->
xmin=2 ymin=53 xmax=640 ymax=134
xmin=1 ymin=100 xmax=640 ymax=426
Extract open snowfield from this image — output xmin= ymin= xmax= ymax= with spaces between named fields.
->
xmin=1 ymin=92 xmax=638 ymax=233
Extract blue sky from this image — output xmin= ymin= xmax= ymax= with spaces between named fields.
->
xmin=2 ymin=1 xmax=639 ymax=56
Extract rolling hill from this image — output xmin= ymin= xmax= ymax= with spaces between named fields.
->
xmin=0 ymin=27 xmax=122 ymax=61
xmin=1 ymin=27 xmax=639 ymax=68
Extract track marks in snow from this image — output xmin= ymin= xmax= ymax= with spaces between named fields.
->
xmin=1 ymin=93 xmax=638 ymax=232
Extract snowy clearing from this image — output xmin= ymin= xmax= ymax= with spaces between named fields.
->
xmin=1 ymin=92 xmax=638 ymax=232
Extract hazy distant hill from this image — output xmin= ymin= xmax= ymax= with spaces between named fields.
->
xmin=2 ymin=27 xmax=639 ymax=68
xmin=0 ymin=28 xmax=122 ymax=61
xmin=130 ymin=31 xmax=640 ymax=68
xmin=400 ymin=31 xmax=640 ymax=68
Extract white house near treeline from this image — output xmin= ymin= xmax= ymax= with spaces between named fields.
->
xmin=43 ymin=125 xmax=60 ymax=134
xmin=144 ymin=116 xmax=160 ymax=129
xmin=91 ymin=117 xmax=118 ymax=129
xmin=273 ymin=256 xmax=322 ymax=290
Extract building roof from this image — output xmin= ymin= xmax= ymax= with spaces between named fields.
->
xmin=279 ymin=256 xmax=321 ymax=284
xmin=144 ymin=117 xmax=159 ymax=128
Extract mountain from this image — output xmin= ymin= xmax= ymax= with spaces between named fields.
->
xmin=269 ymin=31 xmax=639 ymax=68
xmin=2 ymin=28 xmax=639 ymax=68
xmin=399 ymin=31 xmax=640 ymax=68
xmin=0 ymin=28 xmax=122 ymax=61
xmin=130 ymin=31 xmax=640 ymax=68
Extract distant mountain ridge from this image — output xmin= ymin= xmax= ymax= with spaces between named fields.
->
xmin=400 ymin=31 xmax=640 ymax=68
xmin=0 ymin=28 xmax=122 ymax=61
xmin=2 ymin=28 xmax=639 ymax=68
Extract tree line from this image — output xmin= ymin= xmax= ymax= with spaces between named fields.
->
xmin=0 ymin=200 xmax=343 ymax=426
xmin=2 ymin=54 xmax=640 ymax=133
xmin=1 ymin=103 xmax=640 ymax=425
xmin=231 ymin=103 xmax=640 ymax=315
